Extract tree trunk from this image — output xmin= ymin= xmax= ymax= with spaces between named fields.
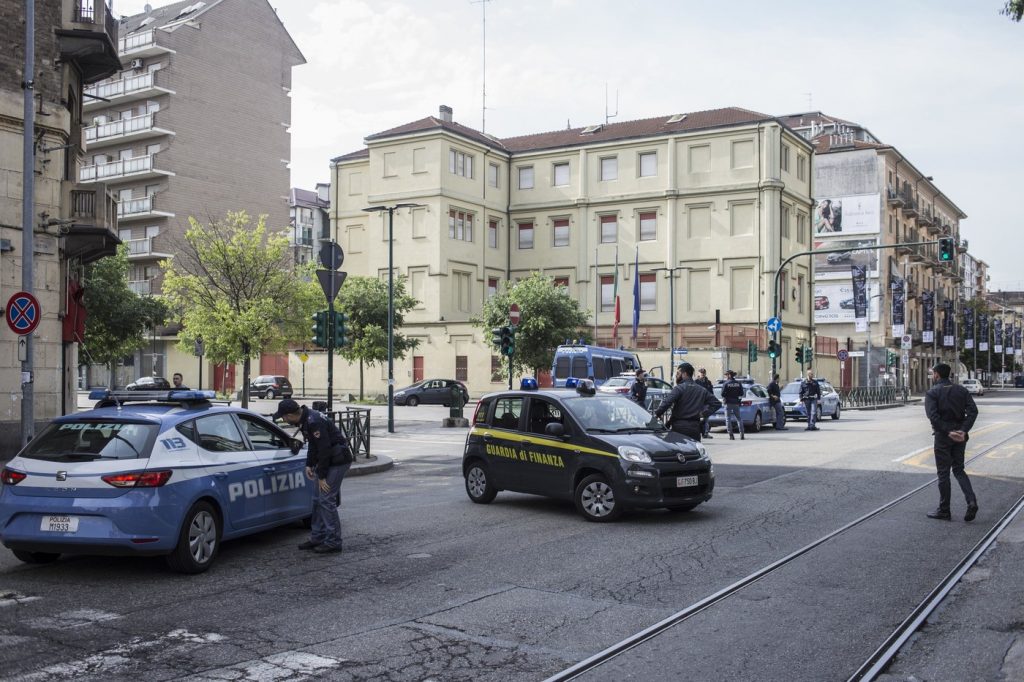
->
xmin=108 ymin=361 xmax=115 ymax=390
xmin=359 ymin=359 xmax=364 ymax=401
xmin=241 ymin=342 xmax=251 ymax=409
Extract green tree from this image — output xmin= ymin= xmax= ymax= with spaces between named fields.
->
xmin=82 ymin=245 xmax=168 ymax=387
xmin=160 ymin=211 xmax=322 ymax=407
xmin=335 ymin=275 xmax=419 ymax=400
xmin=1002 ymin=1 xmax=1024 ymax=21
xmin=476 ymin=273 xmax=591 ymax=380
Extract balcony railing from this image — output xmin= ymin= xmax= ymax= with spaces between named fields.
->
xmin=885 ymin=186 xmax=904 ymax=206
xmin=85 ymin=71 xmax=162 ymax=102
xmin=118 ymin=195 xmax=151 ymax=217
xmin=120 ymin=29 xmax=157 ymax=54
xmin=127 ymin=237 xmax=154 ymax=257
xmin=128 ymin=280 xmax=152 ymax=296
xmin=84 ymin=113 xmax=165 ymax=144
xmin=80 ymin=154 xmax=166 ymax=182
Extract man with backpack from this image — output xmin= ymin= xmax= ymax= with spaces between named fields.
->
xmin=924 ymin=363 xmax=979 ymax=522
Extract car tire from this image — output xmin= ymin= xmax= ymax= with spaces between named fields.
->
xmin=666 ymin=502 xmax=701 ymax=512
xmin=406 ymin=396 xmax=419 ymax=407
xmin=12 ymin=550 xmax=60 ymax=564
xmin=751 ymin=412 xmax=763 ymax=433
xmin=574 ymin=473 xmax=622 ymax=522
xmin=465 ymin=461 xmax=497 ymax=504
xmin=265 ymin=389 xmax=275 ymax=400
xmin=831 ymin=404 xmax=841 ymax=420
xmin=166 ymin=501 xmax=221 ymax=574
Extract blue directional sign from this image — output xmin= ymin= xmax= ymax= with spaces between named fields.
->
xmin=766 ymin=317 xmax=782 ymax=334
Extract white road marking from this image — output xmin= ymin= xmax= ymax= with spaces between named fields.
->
xmin=180 ymin=651 xmax=342 ymax=681
xmin=26 ymin=608 xmax=121 ymax=629
xmin=893 ymin=446 xmax=931 ymax=462
xmin=0 ymin=590 xmax=41 ymax=607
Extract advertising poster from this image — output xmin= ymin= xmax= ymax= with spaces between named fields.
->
xmin=1016 ymin=327 xmax=1022 ymax=358
xmin=964 ymin=310 xmax=975 ymax=350
xmin=994 ymin=318 xmax=1003 ymax=354
xmin=814 ymin=194 xmax=881 ymax=236
xmin=814 ymin=282 xmax=880 ymax=324
xmin=943 ymin=300 xmax=955 ymax=348
xmin=1006 ymin=324 xmax=1014 ymax=355
xmin=891 ymin=278 xmax=905 ymax=337
xmin=922 ymin=291 xmax=935 ymax=344
xmin=814 ymin=239 xmax=880 ymax=280
xmin=979 ymin=313 xmax=989 ymax=352
xmin=851 ymin=265 xmax=868 ymax=332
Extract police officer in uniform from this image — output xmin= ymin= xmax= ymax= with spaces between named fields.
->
xmin=721 ymin=370 xmax=746 ymax=440
xmin=767 ymin=373 xmax=787 ymax=431
xmin=274 ymin=399 xmax=352 ymax=553
xmin=924 ymin=363 xmax=979 ymax=521
xmin=799 ymin=370 xmax=821 ymax=431
xmin=630 ymin=368 xmax=648 ymax=408
xmin=695 ymin=368 xmax=715 ymax=439
xmin=654 ymin=362 xmax=722 ymax=441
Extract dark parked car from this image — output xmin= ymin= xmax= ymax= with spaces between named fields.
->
xmin=125 ymin=376 xmax=171 ymax=391
xmin=839 ymin=298 xmax=857 ymax=310
xmin=250 ymin=375 xmax=293 ymax=399
xmin=826 ymin=251 xmax=853 ymax=265
xmin=393 ymin=379 xmax=469 ymax=407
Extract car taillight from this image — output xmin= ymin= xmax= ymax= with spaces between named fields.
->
xmin=741 ymin=400 xmax=752 ymax=406
xmin=272 ymin=383 xmax=280 ymax=388
xmin=617 ymin=388 xmax=629 ymax=393
xmin=102 ymin=470 xmax=173 ymax=488
xmin=1 ymin=468 xmax=26 ymax=485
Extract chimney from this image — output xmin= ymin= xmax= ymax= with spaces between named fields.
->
xmin=439 ymin=105 xmax=453 ymax=123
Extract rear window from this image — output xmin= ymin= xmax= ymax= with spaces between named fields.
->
xmin=570 ymin=356 xmax=588 ymax=379
xmin=275 ymin=376 xmax=289 ymax=383
xmin=592 ymin=357 xmax=609 ymax=381
xmin=554 ymin=357 xmax=570 ymax=379
xmin=20 ymin=421 xmax=159 ymax=462
xmin=602 ymin=378 xmax=631 ymax=388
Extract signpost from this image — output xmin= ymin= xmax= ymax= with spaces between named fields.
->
xmin=5 ymin=291 xmax=41 ymax=335
xmin=766 ymin=317 xmax=782 ymax=334
xmin=837 ymin=349 xmax=849 ymax=362
xmin=317 ymin=242 xmax=346 ymax=411
xmin=194 ymin=335 xmax=205 ymax=390
xmin=509 ymin=303 xmax=520 ymax=327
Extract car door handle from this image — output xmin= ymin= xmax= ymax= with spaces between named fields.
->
xmin=213 ymin=472 xmax=227 ymax=479
xmin=263 ymin=466 xmax=276 ymax=473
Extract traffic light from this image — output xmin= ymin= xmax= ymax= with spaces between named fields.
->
xmin=499 ymin=326 xmax=515 ymax=356
xmin=747 ymin=340 xmax=758 ymax=363
xmin=332 ymin=311 xmax=348 ymax=348
xmin=804 ymin=347 xmax=813 ymax=364
xmin=795 ymin=347 xmax=804 ymax=364
xmin=491 ymin=327 xmax=504 ymax=350
xmin=311 ymin=311 xmax=328 ymax=347
xmin=938 ymin=237 xmax=954 ymax=262
xmin=767 ymin=340 xmax=780 ymax=359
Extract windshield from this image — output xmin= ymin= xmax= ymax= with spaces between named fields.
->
xmin=562 ymin=396 xmax=664 ymax=432
xmin=20 ymin=421 xmax=159 ymax=462
xmin=601 ymin=378 xmax=631 ymax=388
xmin=781 ymin=383 xmax=802 ymax=396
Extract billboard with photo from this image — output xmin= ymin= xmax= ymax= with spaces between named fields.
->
xmin=814 ymin=194 xmax=881 ymax=236
xmin=814 ymin=282 xmax=881 ymax=324
xmin=813 ymin=238 xmax=880 ymax=279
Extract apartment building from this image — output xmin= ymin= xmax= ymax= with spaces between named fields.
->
xmin=319 ymin=106 xmax=817 ymax=398
xmin=288 ymin=185 xmax=330 ymax=265
xmin=1 ymin=0 xmax=121 ymax=450
xmin=780 ymin=112 xmax=969 ymax=393
xmin=78 ymin=0 xmax=304 ymax=386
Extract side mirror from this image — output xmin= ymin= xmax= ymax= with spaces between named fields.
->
xmin=544 ymin=422 xmax=566 ymax=438
xmin=290 ymin=438 xmax=303 ymax=455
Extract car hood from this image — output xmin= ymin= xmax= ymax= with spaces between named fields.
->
xmin=591 ymin=431 xmax=704 ymax=462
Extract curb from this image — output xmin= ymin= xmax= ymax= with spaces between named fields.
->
xmin=347 ymin=454 xmax=394 ymax=477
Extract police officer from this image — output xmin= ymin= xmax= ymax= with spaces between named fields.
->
xmin=799 ymin=370 xmax=821 ymax=431
xmin=721 ymin=370 xmax=745 ymax=440
xmin=630 ymin=368 xmax=648 ymax=408
xmin=924 ymin=363 xmax=979 ymax=521
xmin=695 ymin=368 xmax=715 ymax=439
xmin=767 ymin=373 xmax=787 ymax=431
xmin=654 ymin=362 xmax=722 ymax=441
xmin=274 ymin=398 xmax=352 ymax=554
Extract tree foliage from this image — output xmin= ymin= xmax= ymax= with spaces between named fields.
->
xmin=476 ymin=273 xmax=591 ymax=378
xmin=82 ymin=245 xmax=169 ymax=384
xmin=1002 ymin=1 xmax=1024 ymax=21
xmin=160 ymin=211 xmax=322 ymax=406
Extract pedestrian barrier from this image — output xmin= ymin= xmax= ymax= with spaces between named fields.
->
xmin=327 ymin=408 xmax=372 ymax=460
xmin=837 ymin=386 xmax=904 ymax=408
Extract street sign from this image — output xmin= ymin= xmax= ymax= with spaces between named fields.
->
xmin=298 ymin=352 xmax=309 ymax=364
xmin=318 ymin=241 xmax=344 ymax=270
xmin=509 ymin=303 xmax=520 ymax=326
xmin=847 ymin=350 xmax=866 ymax=358
xmin=673 ymin=348 xmax=689 ymax=355
xmin=5 ymin=291 xmax=41 ymax=335
xmin=901 ymin=334 xmax=912 ymax=350
xmin=316 ymin=269 xmax=348 ymax=303
xmin=766 ymin=317 xmax=782 ymax=333
xmin=837 ymin=349 xmax=849 ymax=361
xmin=193 ymin=336 xmax=205 ymax=357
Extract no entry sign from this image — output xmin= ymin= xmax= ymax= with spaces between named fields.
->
xmin=6 ymin=291 xmax=41 ymax=335
xmin=509 ymin=303 xmax=520 ymax=326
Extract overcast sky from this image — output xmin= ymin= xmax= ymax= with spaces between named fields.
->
xmin=113 ymin=0 xmax=1024 ymax=290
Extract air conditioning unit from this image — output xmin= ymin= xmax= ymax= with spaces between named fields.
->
xmin=130 ymin=58 xmax=144 ymax=70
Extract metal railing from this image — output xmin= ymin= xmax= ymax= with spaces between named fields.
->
xmin=838 ymin=385 xmax=906 ymax=408
xmin=84 ymin=113 xmax=157 ymax=143
xmin=80 ymin=154 xmax=154 ymax=182
xmin=120 ymin=29 xmax=158 ymax=54
xmin=327 ymin=408 xmax=372 ymax=461
xmin=85 ymin=72 xmax=156 ymax=101
xmin=119 ymin=195 xmax=152 ymax=217
xmin=128 ymin=279 xmax=152 ymax=295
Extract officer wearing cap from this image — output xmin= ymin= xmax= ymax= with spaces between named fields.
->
xmin=274 ymin=399 xmax=352 ymax=554
xmin=654 ymin=362 xmax=722 ymax=441
xmin=721 ymin=369 xmax=745 ymax=441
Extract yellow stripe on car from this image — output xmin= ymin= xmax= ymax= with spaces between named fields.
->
xmin=469 ymin=427 xmax=618 ymax=458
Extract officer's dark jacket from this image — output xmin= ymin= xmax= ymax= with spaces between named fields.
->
xmin=695 ymin=376 xmax=714 ymax=393
xmin=721 ymin=379 xmax=744 ymax=405
xmin=799 ymin=379 xmax=821 ymax=400
xmin=630 ymin=378 xmax=648 ymax=404
xmin=767 ymin=381 xmax=781 ymax=401
xmin=298 ymin=406 xmax=351 ymax=478
xmin=655 ymin=379 xmax=722 ymax=424
xmin=925 ymin=379 xmax=979 ymax=436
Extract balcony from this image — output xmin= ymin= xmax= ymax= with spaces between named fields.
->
xmin=57 ymin=1 xmax=120 ymax=84
xmin=118 ymin=29 xmax=175 ymax=58
xmin=125 ymin=236 xmax=172 ymax=261
xmin=128 ymin=280 xmax=152 ymax=296
xmin=909 ymin=244 xmax=926 ymax=263
xmin=61 ymin=182 xmax=120 ymax=264
xmin=289 ymin=227 xmax=314 ymax=248
xmin=79 ymin=154 xmax=174 ymax=184
xmin=906 ymin=281 xmax=919 ymax=299
xmin=83 ymin=112 xmax=174 ymax=148
xmin=901 ymin=195 xmax=918 ymax=218
xmin=896 ymin=242 xmax=913 ymax=257
xmin=117 ymin=194 xmax=174 ymax=222
xmin=886 ymin=186 xmax=904 ymax=206
xmin=84 ymin=71 xmax=174 ymax=110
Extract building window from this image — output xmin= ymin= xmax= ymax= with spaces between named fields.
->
xmin=448 ymin=209 xmax=474 ymax=242
xmin=553 ymin=218 xmax=570 ymax=247
xmin=553 ymin=162 xmax=570 ymax=187
xmin=640 ymin=273 xmax=656 ymax=311
xmin=600 ymin=214 xmax=617 ymax=243
xmin=454 ymin=271 xmax=471 ymax=312
xmin=779 ymin=269 xmax=788 ymax=310
xmin=600 ymin=274 xmax=615 ymax=311
xmin=781 ymin=205 xmax=791 ymax=239
xmin=797 ymin=273 xmax=805 ymax=313
xmin=553 ymin=276 xmax=569 ymax=289
xmin=518 ymin=222 xmax=534 ymax=249
xmin=639 ymin=152 xmax=657 ymax=178
xmin=638 ymin=212 xmax=657 ymax=241
xmin=488 ymin=162 xmax=499 ymax=188
xmin=797 ymin=155 xmax=806 ymax=181
xmin=456 ymin=355 xmax=468 ymax=382
xmin=781 ymin=144 xmax=790 ymax=172
xmin=449 ymin=149 xmax=473 ymax=178
xmin=796 ymin=213 xmax=807 ymax=244
xmin=488 ymin=218 xmax=498 ymax=248
xmin=383 ymin=151 xmax=396 ymax=177
xmin=600 ymin=156 xmax=618 ymax=181
xmin=488 ymin=277 xmax=499 ymax=298
xmin=518 ymin=166 xmax=534 ymax=189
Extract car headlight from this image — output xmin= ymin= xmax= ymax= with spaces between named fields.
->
xmin=618 ymin=446 xmax=652 ymax=463
xmin=694 ymin=443 xmax=708 ymax=459
xmin=394 ymin=391 xmax=405 ymax=397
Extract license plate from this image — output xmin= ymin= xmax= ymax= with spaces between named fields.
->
xmin=676 ymin=475 xmax=699 ymax=488
xmin=40 ymin=515 xmax=79 ymax=533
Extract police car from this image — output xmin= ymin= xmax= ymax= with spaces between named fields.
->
xmin=462 ymin=379 xmax=714 ymax=521
xmin=0 ymin=390 xmax=313 ymax=574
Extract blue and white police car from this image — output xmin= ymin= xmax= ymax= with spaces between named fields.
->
xmin=0 ymin=390 xmax=313 ymax=573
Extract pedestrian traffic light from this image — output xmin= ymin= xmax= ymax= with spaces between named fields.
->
xmin=938 ymin=237 xmax=954 ymax=262
xmin=332 ymin=311 xmax=348 ymax=348
xmin=767 ymin=340 xmax=780 ymax=359
xmin=491 ymin=327 xmax=504 ymax=350
xmin=311 ymin=311 xmax=328 ymax=347
xmin=499 ymin=326 xmax=515 ymax=356
xmin=804 ymin=347 xmax=813 ymax=364
xmin=795 ymin=347 xmax=804 ymax=364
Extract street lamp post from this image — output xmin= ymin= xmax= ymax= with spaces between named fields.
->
xmin=364 ymin=203 xmax=424 ymax=433
xmin=652 ymin=266 xmax=684 ymax=374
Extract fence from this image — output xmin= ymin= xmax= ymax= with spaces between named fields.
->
xmin=327 ymin=408 xmax=372 ymax=461
xmin=838 ymin=385 xmax=907 ymax=408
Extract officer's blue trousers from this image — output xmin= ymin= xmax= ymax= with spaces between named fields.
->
xmin=725 ymin=404 xmax=744 ymax=436
xmin=803 ymin=399 xmax=818 ymax=428
xmin=311 ymin=463 xmax=350 ymax=550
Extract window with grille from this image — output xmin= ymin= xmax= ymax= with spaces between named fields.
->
xmin=456 ymin=356 xmax=468 ymax=382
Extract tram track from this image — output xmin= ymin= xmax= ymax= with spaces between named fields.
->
xmin=544 ymin=426 xmax=1024 ymax=682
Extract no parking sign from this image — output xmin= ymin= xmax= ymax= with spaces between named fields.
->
xmin=5 ymin=291 xmax=41 ymax=335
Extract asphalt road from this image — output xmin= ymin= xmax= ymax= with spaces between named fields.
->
xmin=2 ymin=393 xmax=1023 ymax=680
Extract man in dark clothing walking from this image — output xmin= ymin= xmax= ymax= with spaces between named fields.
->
xmin=799 ymin=370 xmax=821 ymax=431
xmin=695 ymin=368 xmax=715 ymax=438
xmin=630 ymin=368 xmax=648 ymax=408
xmin=924 ymin=363 xmax=979 ymax=521
xmin=766 ymin=373 xmax=787 ymax=431
xmin=275 ymin=399 xmax=352 ymax=553
xmin=655 ymin=363 xmax=722 ymax=442
xmin=721 ymin=370 xmax=746 ymax=440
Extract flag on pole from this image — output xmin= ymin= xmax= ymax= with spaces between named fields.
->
xmin=612 ymin=245 xmax=620 ymax=343
xmin=631 ymin=246 xmax=640 ymax=340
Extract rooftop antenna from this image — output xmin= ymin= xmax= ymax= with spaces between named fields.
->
xmin=803 ymin=92 xmax=813 ymax=111
xmin=605 ymin=83 xmax=618 ymax=124
xmin=471 ymin=0 xmax=493 ymax=133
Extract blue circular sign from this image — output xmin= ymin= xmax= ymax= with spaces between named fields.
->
xmin=6 ymin=291 xmax=41 ymax=335
xmin=837 ymin=349 xmax=849 ymax=361
xmin=766 ymin=317 xmax=782 ymax=333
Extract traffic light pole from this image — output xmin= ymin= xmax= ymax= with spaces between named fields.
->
xmin=327 ymin=270 xmax=335 ymax=412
